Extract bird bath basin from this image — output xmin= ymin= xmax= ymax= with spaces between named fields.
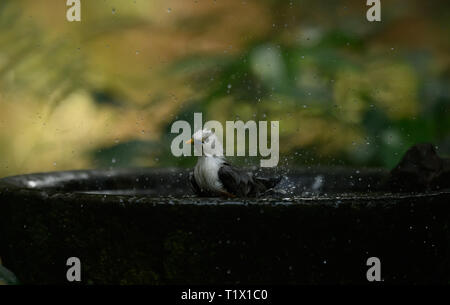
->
xmin=0 ymin=167 xmax=449 ymax=284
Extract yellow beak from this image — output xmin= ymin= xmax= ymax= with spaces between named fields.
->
xmin=186 ymin=138 xmax=194 ymax=144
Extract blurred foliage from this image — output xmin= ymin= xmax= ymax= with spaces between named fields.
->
xmin=0 ymin=0 xmax=449 ymax=177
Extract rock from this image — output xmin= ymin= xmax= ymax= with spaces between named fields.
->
xmin=0 ymin=260 xmax=19 ymax=285
xmin=386 ymin=143 xmax=450 ymax=192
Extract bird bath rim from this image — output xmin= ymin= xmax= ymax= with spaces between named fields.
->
xmin=0 ymin=167 xmax=448 ymax=205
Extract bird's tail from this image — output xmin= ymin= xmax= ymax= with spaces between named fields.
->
xmin=255 ymin=175 xmax=282 ymax=190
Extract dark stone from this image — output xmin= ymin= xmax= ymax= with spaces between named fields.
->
xmin=0 ymin=167 xmax=449 ymax=284
xmin=386 ymin=143 xmax=450 ymax=192
xmin=0 ymin=264 xmax=19 ymax=285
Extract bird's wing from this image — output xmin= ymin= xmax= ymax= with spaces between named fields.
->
xmin=218 ymin=163 xmax=252 ymax=197
xmin=219 ymin=163 xmax=282 ymax=197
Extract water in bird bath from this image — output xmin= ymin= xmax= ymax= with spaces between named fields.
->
xmin=49 ymin=167 xmax=392 ymax=201
xmin=2 ymin=148 xmax=447 ymax=203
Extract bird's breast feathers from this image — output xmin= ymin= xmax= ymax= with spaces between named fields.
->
xmin=194 ymin=157 xmax=225 ymax=193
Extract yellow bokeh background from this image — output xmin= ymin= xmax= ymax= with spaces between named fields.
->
xmin=0 ymin=0 xmax=448 ymax=177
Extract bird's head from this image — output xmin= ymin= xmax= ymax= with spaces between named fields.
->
xmin=186 ymin=129 xmax=223 ymax=157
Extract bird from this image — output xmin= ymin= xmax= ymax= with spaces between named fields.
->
xmin=186 ymin=129 xmax=281 ymax=197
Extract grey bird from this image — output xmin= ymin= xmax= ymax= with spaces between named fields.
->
xmin=186 ymin=129 xmax=281 ymax=197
